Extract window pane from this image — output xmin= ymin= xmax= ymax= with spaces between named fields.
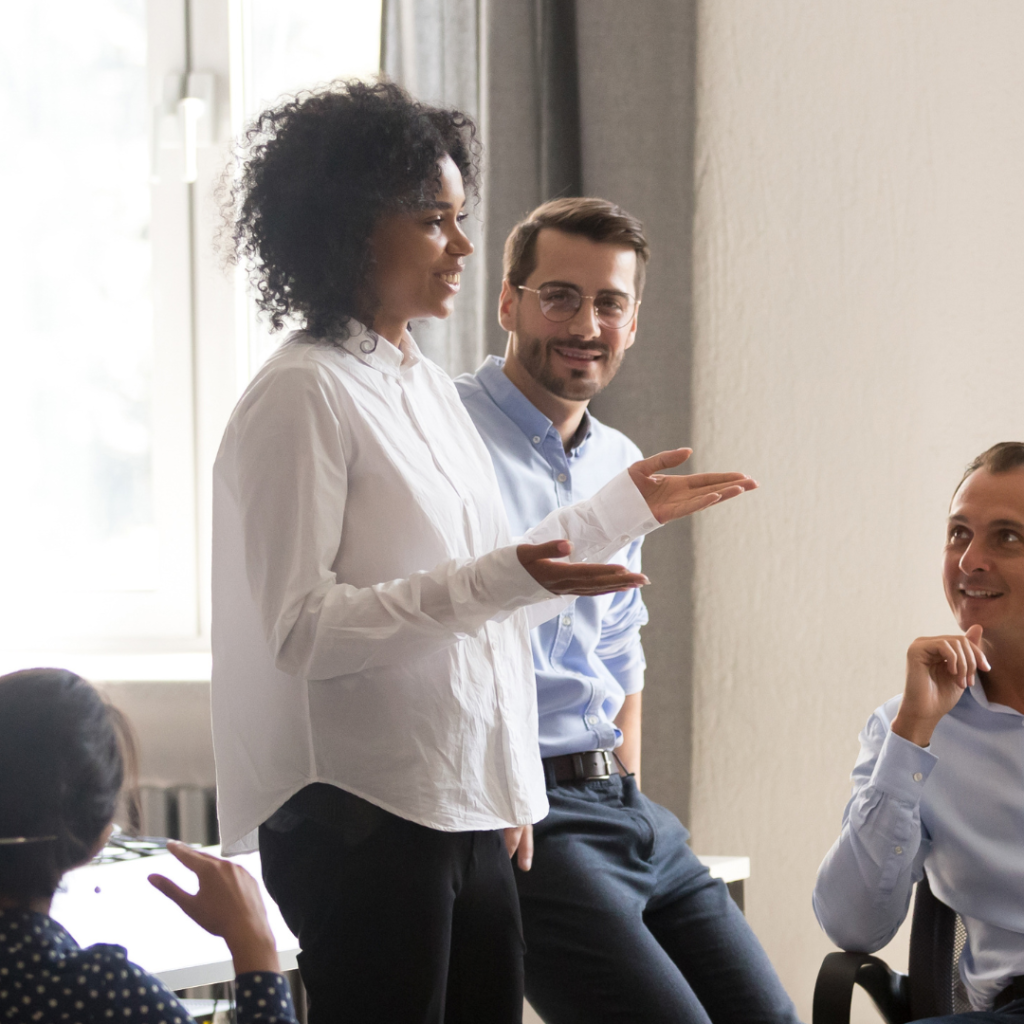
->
xmin=244 ymin=0 xmax=381 ymax=115
xmin=240 ymin=0 xmax=382 ymax=372
xmin=0 ymin=1 xmax=156 ymax=595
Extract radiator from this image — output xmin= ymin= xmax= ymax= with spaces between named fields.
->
xmin=137 ymin=785 xmax=219 ymax=846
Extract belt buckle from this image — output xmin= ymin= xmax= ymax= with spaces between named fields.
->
xmin=572 ymin=750 xmax=612 ymax=780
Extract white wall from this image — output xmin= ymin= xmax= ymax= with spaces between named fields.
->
xmin=688 ymin=2 xmax=1024 ymax=1019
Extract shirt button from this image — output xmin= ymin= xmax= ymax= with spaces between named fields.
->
xmin=561 ymin=616 xmax=572 ymax=627
xmin=557 ymin=473 xmax=567 ymax=483
xmin=587 ymin=714 xmax=599 ymax=725
xmin=894 ymin=846 xmax=904 ymax=855
xmin=913 ymin=772 xmax=923 ymax=782
xmin=532 ymin=436 xmax=541 ymax=444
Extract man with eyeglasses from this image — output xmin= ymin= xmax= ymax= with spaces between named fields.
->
xmin=455 ymin=198 xmax=798 ymax=1024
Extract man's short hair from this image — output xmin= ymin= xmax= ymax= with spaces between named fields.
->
xmin=503 ymin=197 xmax=651 ymax=297
xmin=954 ymin=442 xmax=1024 ymax=499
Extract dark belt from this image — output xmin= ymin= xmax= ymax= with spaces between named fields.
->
xmin=994 ymin=975 xmax=1024 ymax=1010
xmin=995 ymin=978 xmax=1024 ymax=1009
xmin=543 ymin=749 xmax=615 ymax=784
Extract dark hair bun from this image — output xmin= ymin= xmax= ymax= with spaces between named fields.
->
xmin=0 ymin=669 xmax=125 ymax=900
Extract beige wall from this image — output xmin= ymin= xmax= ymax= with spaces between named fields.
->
xmin=688 ymin=2 xmax=1024 ymax=1019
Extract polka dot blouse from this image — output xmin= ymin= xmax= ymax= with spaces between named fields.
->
xmin=0 ymin=907 xmax=297 ymax=1023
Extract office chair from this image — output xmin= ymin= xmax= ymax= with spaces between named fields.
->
xmin=813 ymin=874 xmax=971 ymax=1024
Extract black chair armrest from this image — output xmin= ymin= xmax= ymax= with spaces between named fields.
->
xmin=813 ymin=951 xmax=911 ymax=1024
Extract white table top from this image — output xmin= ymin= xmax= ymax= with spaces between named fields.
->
xmin=50 ymin=848 xmax=297 ymax=991
xmin=50 ymin=849 xmax=749 ymax=991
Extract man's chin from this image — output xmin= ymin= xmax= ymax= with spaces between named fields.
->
xmin=537 ymin=370 xmax=603 ymax=402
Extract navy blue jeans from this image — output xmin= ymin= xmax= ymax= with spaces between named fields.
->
xmin=515 ymin=774 xmax=800 ymax=1024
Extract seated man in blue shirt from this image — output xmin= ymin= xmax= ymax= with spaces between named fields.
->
xmin=456 ymin=197 xmax=798 ymax=1024
xmin=814 ymin=441 xmax=1024 ymax=1020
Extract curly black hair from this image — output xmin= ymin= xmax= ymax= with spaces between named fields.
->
xmin=226 ymin=79 xmax=480 ymax=338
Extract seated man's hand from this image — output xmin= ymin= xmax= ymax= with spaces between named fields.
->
xmin=627 ymin=448 xmax=757 ymax=525
xmin=891 ymin=625 xmax=991 ymax=747
xmin=518 ymin=540 xmax=649 ymax=596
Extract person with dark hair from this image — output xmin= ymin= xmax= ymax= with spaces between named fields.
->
xmin=815 ymin=442 xmax=1024 ymax=1020
xmin=0 ymin=667 xmax=298 ymax=1024
xmin=456 ymin=197 xmax=799 ymax=1024
xmin=213 ymin=80 xmax=758 ymax=1024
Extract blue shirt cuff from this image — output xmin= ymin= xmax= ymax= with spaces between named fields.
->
xmin=616 ymin=663 xmax=645 ymax=695
xmin=870 ymin=728 xmax=938 ymax=803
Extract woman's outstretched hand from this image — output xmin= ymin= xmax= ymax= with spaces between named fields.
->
xmin=517 ymin=540 xmax=649 ymax=596
xmin=628 ymin=448 xmax=757 ymax=524
xmin=148 ymin=841 xmax=280 ymax=975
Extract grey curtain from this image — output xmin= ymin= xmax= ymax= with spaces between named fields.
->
xmin=381 ymin=0 xmax=699 ymax=824
xmin=381 ymin=0 xmax=487 ymax=375
xmin=381 ymin=0 xmax=583 ymax=375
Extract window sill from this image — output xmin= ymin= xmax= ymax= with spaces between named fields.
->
xmin=0 ymin=651 xmax=212 ymax=684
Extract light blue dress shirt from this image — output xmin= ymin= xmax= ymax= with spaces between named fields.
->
xmin=455 ymin=356 xmax=648 ymax=760
xmin=814 ymin=681 xmax=1024 ymax=1010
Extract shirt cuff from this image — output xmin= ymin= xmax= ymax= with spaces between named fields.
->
xmin=870 ymin=728 xmax=938 ymax=803
xmin=590 ymin=470 xmax=660 ymax=547
xmin=616 ymin=663 xmax=645 ymax=696
xmin=461 ymin=543 xmax=553 ymax=616
xmin=234 ymin=970 xmax=296 ymax=1022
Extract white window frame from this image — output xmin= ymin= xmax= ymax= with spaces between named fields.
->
xmin=1 ymin=0 xmax=381 ymax=682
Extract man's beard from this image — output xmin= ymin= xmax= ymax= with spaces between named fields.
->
xmin=516 ymin=331 xmax=623 ymax=401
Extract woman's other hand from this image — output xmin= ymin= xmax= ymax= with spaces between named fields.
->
xmin=148 ymin=841 xmax=280 ymax=975
xmin=503 ymin=824 xmax=533 ymax=871
xmin=628 ymin=448 xmax=757 ymax=524
xmin=518 ymin=540 xmax=649 ymax=595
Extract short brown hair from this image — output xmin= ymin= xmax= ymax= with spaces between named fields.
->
xmin=953 ymin=442 xmax=1024 ymax=499
xmin=503 ymin=197 xmax=651 ymax=297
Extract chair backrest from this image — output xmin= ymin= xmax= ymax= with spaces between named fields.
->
xmin=908 ymin=873 xmax=971 ymax=1018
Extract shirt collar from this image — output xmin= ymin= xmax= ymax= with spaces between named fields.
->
xmin=475 ymin=355 xmax=592 ymax=453
xmin=965 ymin=677 xmax=1024 ymax=717
xmin=337 ymin=321 xmax=422 ymax=377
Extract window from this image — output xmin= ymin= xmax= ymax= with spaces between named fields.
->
xmin=0 ymin=0 xmax=381 ymax=679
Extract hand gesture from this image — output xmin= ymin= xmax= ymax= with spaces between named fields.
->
xmin=504 ymin=824 xmax=534 ymax=871
xmin=891 ymin=625 xmax=990 ymax=747
xmin=627 ymin=449 xmax=757 ymax=525
xmin=517 ymin=540 xmax=649 ymax=596
xmin=148 ymin=841 xmax=280 ymax=974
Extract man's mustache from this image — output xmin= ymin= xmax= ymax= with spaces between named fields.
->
xmin=544 ymin=339 xmax=610 ymax=357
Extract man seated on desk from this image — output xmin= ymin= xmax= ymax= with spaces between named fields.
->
xmin=455 ymin=197 xmax=798 ymax=1024
xmin=814 ymin=442 xmax=1024 ymax=1020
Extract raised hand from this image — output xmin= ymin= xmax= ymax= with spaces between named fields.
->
xmin=627 ymin=448 xmax=757 ymax=525
xmin=891 ymin=625 xmax=991 ymax=747
xmin=148 ymin=841 xmax=280 ymax=974
xmin=517 ymin=540 xmax=649 ymax=596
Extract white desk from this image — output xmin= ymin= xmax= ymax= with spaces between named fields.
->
xmin=50 ymin=848 xmax=297 ymax=991
xmin=51 ymin=849 xmax=749 ymax=992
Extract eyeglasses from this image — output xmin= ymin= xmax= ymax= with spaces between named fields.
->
xmin=518 ymin=284 xmax=640 ymax=330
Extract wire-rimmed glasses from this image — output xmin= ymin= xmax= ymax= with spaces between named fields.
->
xmin=518 ymin=284 xmax=640 ymax=329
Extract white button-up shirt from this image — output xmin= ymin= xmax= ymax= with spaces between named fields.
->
xmin=212 ymin=327 xmax=658 ymax=853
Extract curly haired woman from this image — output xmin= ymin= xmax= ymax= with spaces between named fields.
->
xmin=214 ymin=79 xmax=752 ymax=1024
